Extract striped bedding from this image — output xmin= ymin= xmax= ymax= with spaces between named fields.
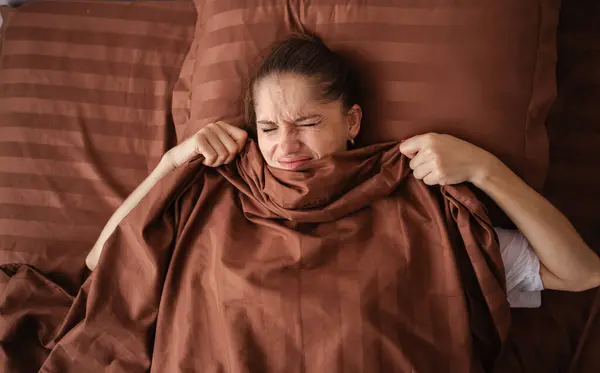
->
xmin=1 ymin=1 xmax=600 ymax=372
xmin=0 ymin=6 xmax=15 ymax=49
xmin=0 ymin=0 xmax=196 ymax=292
xmin=186 ymin=0 xmax=560 ymax=192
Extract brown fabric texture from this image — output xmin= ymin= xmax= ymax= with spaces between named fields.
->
xmin=1 ymin=141 xmax=510 ymax=373
xmin=545 ymin=0 xmax=600 ymax=256
xmin=0 ymin=7 xmax=16 ymax=55
xmin=186 ymin=0 xmax=560 ymax=191
xmin=0 ymin=264 xmax=74 ymax=373
xmin=0 ymin=1 xmax=196 ymax=293
xmin=492 ymin=2 xmax=600 ymax=372
xmin=172 ymin=38 xmax=198 ymax=140
xmin=492 ymin=1 xmax=600 ymax=373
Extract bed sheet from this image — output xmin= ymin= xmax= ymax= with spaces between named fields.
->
xmin=0 ymin=0 xmax=196 ymax=292
xmin=1 ymin=0 xmax=600 ymax=372
xmin=494 ymin=1 xmax=600 ymax=372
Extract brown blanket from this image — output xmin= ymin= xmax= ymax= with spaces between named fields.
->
xmin=1 ymin=141 xmax=510 ymax=372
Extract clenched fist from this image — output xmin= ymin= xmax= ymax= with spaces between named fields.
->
xmin=163 ymin=121 xmax=248 ymax=169
xmin=399 ymin=133 xmax=497 ymax=186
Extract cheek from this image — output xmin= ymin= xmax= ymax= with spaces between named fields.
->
xmin=257 ymin=135 xmax=276 ymax=159
xmin=322 ymin=120 xmax=348 ymax=144
xmin=301 ymin=127 xmax=347 ymax=155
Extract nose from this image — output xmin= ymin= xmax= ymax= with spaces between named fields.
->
xmin=279 ymin=126 xmax=301 ymax=154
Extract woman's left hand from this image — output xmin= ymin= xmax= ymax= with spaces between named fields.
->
xmin=399 ymin=133 xmax=498 ymax=186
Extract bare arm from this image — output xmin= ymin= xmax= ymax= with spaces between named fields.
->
xmin=400 ymin=133 xmax=600 ymax=292
xmin=472 ymin=157 xmax=600 ymax=291
xmin=85 ymin=122 xmax=247 ymax=270
xmin=85 ymin=158 xmax=174 ymax=270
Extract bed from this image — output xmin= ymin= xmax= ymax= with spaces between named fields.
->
xmin=0 ymin=0 xmax=599 ymax=371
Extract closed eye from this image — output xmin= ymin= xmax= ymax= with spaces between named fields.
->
xmin=299 ymin=122 xmax=320 ymax=128
xmin=261 ymin=123 xmax=317 ymax=132
xmin=257 ymin=117 xmax=321 ymax=133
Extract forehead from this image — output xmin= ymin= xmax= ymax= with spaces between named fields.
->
xmin=253 ymin=74 xmax=319 ymax=120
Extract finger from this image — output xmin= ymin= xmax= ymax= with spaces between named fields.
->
xmin=423 ymin=172 xmax=440 ymax=186
xmin=412 ymin=162 xmax=434 ymax=180
xmin=210 ymin=123 xmax=241 ymax=163
xmin=409 ymin=149 xmax=434 ymax=170
xmin=399 ymin=134 xmax=431 ymax=159
xmin=195 ymin=135 xmax=218 ymax=166
xmin=217 ymin=121 xmax=248 ymax=151
xmin=202 ymin=129 xmax=230 ymax=166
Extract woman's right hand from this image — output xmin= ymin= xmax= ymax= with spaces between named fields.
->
xmin=163 ymin=121 xmax=248 ymax=169
xmin=87 ymin=121 xmax=247 ymax=271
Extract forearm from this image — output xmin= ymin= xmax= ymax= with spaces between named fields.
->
xmin=472 ymin=157 xmax=600 ymax=290
xmin=85 ymin=156 xmax=175 ymax=270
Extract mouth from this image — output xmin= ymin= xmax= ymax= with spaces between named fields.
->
xmin=277 ymin=157 xmax=312 ymax=170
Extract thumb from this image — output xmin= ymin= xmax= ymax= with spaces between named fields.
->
xmin=217 ymin=121 xmax=248 ymax=151
xmin=399 ymin=135 xmax=426 ymax=159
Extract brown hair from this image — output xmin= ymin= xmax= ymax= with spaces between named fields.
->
xmin=244 ymin=33 xmax=362 ymax=138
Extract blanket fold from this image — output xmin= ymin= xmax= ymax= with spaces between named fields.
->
xmin=1 ymin=141 xmax=510 ymax=373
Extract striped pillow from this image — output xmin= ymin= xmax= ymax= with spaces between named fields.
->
xmin=0 ymin=0 xmax=196 ymax=292
xmin=0 ymin=7 xmax=16 ymax=52
xmin=172 ymin=38 xmax=198 ymax=140
xmin=186 ymin=0 xmax=560 ymax=191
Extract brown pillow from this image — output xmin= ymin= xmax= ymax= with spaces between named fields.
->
xmin=0 ymin=0 xmax=196 ymax=292
xmin=172 ymin=38 xmax=198 ymax=142
xmin=186 ymin=0 xmax=560 ymax=191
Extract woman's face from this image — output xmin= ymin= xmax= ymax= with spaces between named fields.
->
xmin=253 ymin=73 xmax=362 ymax=170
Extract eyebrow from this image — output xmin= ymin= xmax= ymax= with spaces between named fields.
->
xmin=256 ymin=115 xmax=322 ymax=125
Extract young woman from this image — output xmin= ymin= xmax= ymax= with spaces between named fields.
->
xmin=85 ymin=34 xmax=600 ymax=308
